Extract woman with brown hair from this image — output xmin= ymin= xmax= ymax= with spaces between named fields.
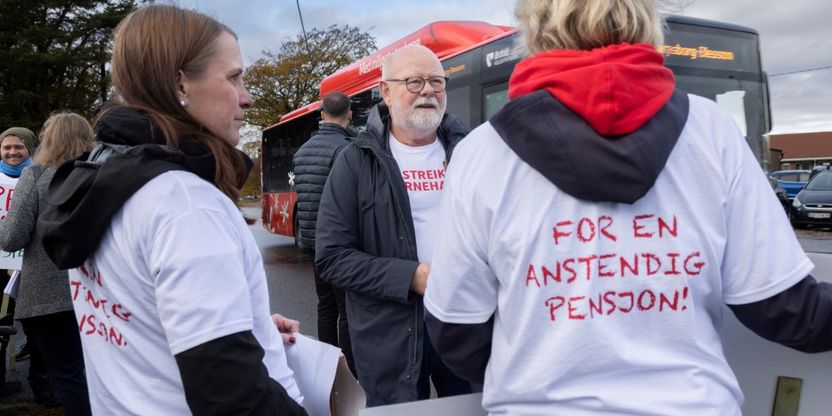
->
xmin=38 ymin=4 xmax=306 ymax=415
xmin=0 ymin=113 xmax=93 ymax=414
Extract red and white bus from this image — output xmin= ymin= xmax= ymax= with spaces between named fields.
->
xmin=260 ymin=16 xmax=771 ymax=244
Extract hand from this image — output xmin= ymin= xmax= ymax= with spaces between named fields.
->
xmin=410 ymin=263 xmax=431 ymax=295
xmin=272 ymin=313 xmax=300 ymax=345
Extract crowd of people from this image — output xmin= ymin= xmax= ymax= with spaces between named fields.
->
xmin=0 ymin=0 xmax=829 ymax=415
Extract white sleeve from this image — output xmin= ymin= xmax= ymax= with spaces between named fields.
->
xmin=149 ymin=208 xmax=255 ymax=354
xmin=424 ymin=144 xmax=499 ymax=324
xmin=719 ymin=114 xmax=813 ymax=304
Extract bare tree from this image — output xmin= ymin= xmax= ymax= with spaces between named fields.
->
xmin=658 ymin=0 xmax=697 ymax=15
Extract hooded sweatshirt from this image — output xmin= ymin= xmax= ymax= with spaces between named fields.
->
xmin=424 ymin=43 xmax=825 ymax=416
xmin=39 ymin=107 xmax=250 ymax=269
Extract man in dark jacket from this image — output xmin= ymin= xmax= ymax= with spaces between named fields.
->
xmin=292 ymin=92 xmax=355 ymax=374
xmin=315 ymin=44 xmax=472 ymax=406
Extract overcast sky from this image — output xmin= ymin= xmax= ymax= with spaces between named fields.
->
xmin=171 ymin=0 xmax=832 ymax=134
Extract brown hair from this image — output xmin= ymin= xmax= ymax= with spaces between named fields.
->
xmin=515 ymin=0 xmax=664 ymax=54
xmin=34 ymin=112 xmax=95 ymax=168
xmin=108 ymin=4 xmax=246 ymax=200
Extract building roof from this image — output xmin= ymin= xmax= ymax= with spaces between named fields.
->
xmin=770 ymin=131 xmax=832 ymax=160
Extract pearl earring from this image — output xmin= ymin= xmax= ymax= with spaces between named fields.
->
xmin=179 ymin=97 xmax=189 ymax=107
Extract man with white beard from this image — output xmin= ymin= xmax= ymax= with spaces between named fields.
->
xmin=315 ymin=44 xmax=472 ymax=406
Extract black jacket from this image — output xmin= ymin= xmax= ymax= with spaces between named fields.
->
xmin=314 ymin=103 xmax=468 ymax=406
xmin=292 ymin=123 xmax=353 ymax=250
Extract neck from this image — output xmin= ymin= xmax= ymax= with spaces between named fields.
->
xmin=390 ymin=124 xmax=437 ymax=147
xmin=0 ymin=158 xmax=32 ymax=178
xmin=322 ymin=118 xmax=349 ymax=129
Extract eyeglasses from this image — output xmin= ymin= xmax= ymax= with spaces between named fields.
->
xmin=384 ymin=76 xmax=448 ymax=93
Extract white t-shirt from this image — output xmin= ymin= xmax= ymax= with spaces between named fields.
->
xmin=424 ymin=94 xmax=813 ymax=416
xmin=69 ymin=170 xmax=302 ymax=415
xmin=389 ymin=133 xmax=446 ymax=263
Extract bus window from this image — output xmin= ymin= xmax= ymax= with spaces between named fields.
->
xmin=483 ymin=82 xmax=509 ymax=121
xmin=445 ymin=85 xmax=473 ymax=128
xmin=716 ymin=90 xmax=747 ymax=136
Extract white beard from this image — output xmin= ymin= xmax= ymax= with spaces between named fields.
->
xmin=391 ymin=96 xmax=446 ymax=135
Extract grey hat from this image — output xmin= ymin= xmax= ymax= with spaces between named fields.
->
xmin=0 ymin=127 xmax=38 ymax=156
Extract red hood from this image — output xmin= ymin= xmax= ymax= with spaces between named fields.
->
xmin=508 ymin=43 xmax=675 ymax=137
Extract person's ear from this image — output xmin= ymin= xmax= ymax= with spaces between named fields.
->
xmin=177 ymin=70 xmax=190 ymax=106
xmin=380 ymin=81 xmax=392 ymax=106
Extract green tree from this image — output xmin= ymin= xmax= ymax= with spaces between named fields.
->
xmin=240 ymin=139 xmax=262 ymax=197
xmin=244 ymin=24 xmax=377 ymax=128
xmin=0 ymin=0 xmax=138 ymax=131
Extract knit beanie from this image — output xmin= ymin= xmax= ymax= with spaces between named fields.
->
xmin=0 ymin=127 xmax=38 ymax=156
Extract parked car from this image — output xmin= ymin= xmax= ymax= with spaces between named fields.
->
xmin=790 ymin=166 xmax=832 ymax=228
xmin=770 ymin=169 xmax=811 ymax=199
xmin=768 ymin=176 xmax=790 ymax=215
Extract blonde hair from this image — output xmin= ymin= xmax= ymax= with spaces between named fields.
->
xmin=515 ymin=0 xmax=664 ymax=54
xmin=34 ymin=112 xmax=95 ymax=168
xmin=108 ymin=4 xmax=246 ymax=200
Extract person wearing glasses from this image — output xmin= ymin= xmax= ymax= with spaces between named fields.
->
xmin=315 ymin=44 xmax=472 ymax=406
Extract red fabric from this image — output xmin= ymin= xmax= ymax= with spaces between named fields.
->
xmin=508 ymin=43 xmax=675 ymax=137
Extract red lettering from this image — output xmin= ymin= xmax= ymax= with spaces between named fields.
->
xmin=618 ymin=291 xmax=634 ymax=313
xmin=112 ymin=304 xmax=132 ymax=322
xmin=641 ymin=253 xmax=661 ymax=276
xmin=553 ymin=221 xmax=573 ymax=245
xmin=562 ymin=259 xmax=577 ymax=283
xmin=545 ymin=296 xmax=565 ymax=321
xmin=70 ymin=280 xmax=82 ymax=301
xmin=588 ymin=294 xmax=603 ymax=319
xmin=577 ymin=217 xmax=596 ymax=243
xmin=659 ymin=290 xmax=680 ymax=311
xmin=541 ymin=265 xmax=560 ymax=284
xmin=438 ymin=169 xmax=445 ymax=179
xmin=637 ymin=290 xmax=656 ymax=311
xmin=597 ymin=253 xmax=616 ymax=277
xmin=109 ymin=327 xmax=126 ymax=347
xmin=633 ymin=214 xmax=654 ymax=238
xmin=567 ymin=296 xmax=586 ymax=320
xmin=658 ymin=215 xmax=678 ymax=238
xmin=417 ymin=171 xmax=426 ymax=180
xmin=577 ymin=255 xmax=598 ymax=280
xmin=525 ymin=265 xmax=540 ymax=288
xmin=84 ymin=314 xmax=97 ymax=335
xmin=5 ymin=189 xmax=14 ymax=211
xmin=599 ymin=215 xmax=617 ymax=242
xmin=683 ymin=252 xmax=705 ymax=275
xmin=665 ymin=253 xmax=681 ymax=275
xmin=603 ymin=291 xmax=617 ymax=315
xmin=85 ymin=290 xmax=102 ymax=309
xmin=405 ymin=182 xmax=413 ymax=191
xmin=620 ymin=254 xmax=639 ymax=277
xmin=78 ymin=314 xmax=88 ymax=332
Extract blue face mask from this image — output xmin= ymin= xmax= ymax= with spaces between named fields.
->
xmin=0 ymin=158 xmax=33 ymax=178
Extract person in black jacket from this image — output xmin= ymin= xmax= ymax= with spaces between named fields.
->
xmin=292 ymin=92 xmax=355 ymax=374
xmin=315 ymin=44 xmax=473 ymax=406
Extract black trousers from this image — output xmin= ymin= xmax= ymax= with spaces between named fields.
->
xmin=313 ymin=263 xmax=356 ymax=376
xmin=21 ymin=311 xmax=91 ymax=416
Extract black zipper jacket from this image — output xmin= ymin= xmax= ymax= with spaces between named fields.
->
xmin=314 ymin=102 xmax=468 ymax=406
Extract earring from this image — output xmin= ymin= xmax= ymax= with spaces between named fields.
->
xmin=179 ymin=97 xmax=189 ymax=107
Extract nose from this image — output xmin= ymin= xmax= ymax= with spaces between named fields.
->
xmin=239 ymin=87 xmax=253 ymax=109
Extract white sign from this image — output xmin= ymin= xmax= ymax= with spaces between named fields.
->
xmin=0 ymin=176 xmax=23 ymax=270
